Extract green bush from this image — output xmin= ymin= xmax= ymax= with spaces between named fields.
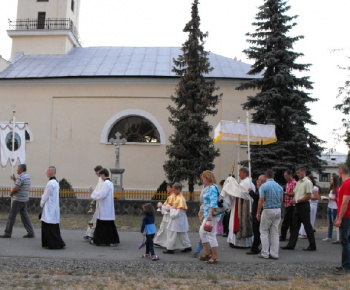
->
xmin=59 ymin=178 xmax=75 ymax=198
xmin=152 ymin=180 xmax=168 ymax=200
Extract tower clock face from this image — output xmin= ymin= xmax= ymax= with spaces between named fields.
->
xmin=5 ymin=132 xmax=21 ymax=151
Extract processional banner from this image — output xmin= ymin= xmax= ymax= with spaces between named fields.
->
xmin=0 ymin=122 xmax=26 ymax=167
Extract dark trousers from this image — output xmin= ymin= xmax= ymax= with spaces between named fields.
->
xmin=288 ymin=202 xmax=316 ymax=248
xmin=145 ymin=234 xmax=155 ymax=256
xmin=340 ymin=217 xmax=350 ymax=269
xmin=223 ymin=211 xmax=231 ymax=234
xmin=5 ymin=200 xmax=34 ymax=236
xmin=251 ymin=216 xmax=261 ymax=253
xmin=280 ymin=206 xmax=295 ymax=239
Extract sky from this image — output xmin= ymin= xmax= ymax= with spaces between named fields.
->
xmin=0 ymin=0 xmax=349 ymax=154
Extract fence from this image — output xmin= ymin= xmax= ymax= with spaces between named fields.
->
xmin=0 ymin=187 xmax=200 ymax=201
xmin=8 ymin=18 xmax=80 ymax=44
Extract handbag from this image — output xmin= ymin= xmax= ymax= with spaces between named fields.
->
xmin=212 ymin=185 xmax=229 ymax=216
xmin=203 ymin=221 xmax=213 ymax=232
xmin=212 ymin=199 xmax=229 ymax=216
xmin=138 ymin=237 xmax=146 ymax=249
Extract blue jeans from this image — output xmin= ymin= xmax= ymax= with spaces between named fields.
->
xmin=340 ymin=217 xmax=350 ymax=269
xmin=194 ymin=239 xmax=204 ymax=255
xmin=145 ymin=234 xmax=155 ymax=256
xmin=327 ymin=207 xmax=337 ymax=239
xmin=194 ymin=238 xmax=212 ymax=255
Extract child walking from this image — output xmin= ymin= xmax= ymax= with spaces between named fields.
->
xmin=141 ymin=203 xmax=159 ymax=261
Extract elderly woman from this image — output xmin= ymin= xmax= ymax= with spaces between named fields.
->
xmin=199 ymin=170 xmax=224 ymax=264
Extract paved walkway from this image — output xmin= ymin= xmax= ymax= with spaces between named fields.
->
xmin=0 ymin=227 xmax=342 ymax=266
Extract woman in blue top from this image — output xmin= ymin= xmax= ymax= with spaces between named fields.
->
xmin=199 ymin=170 xmax=224 ymax=264
xmin=141 ymin=203 xmax=159 ymax=261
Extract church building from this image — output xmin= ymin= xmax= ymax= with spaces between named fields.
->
xmin=0 ymin=0 xmax=260 ymax=190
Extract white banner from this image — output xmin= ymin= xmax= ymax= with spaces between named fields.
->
xmin=0 ymin=122 xmax=26 ymax=167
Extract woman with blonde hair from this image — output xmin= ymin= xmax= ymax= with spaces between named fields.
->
xmin=199 ymin=170 xmax=224 ymax=264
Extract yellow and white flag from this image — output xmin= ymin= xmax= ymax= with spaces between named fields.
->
xmin=0 ymin=122 xmax=26 ymax=167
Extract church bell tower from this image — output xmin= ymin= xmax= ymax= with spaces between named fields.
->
xmin=7 ymin=0 xmax=81 ymax=57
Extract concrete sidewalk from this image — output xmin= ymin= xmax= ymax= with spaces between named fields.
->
xmin=0 ymin=227 xmax=342 ymax=265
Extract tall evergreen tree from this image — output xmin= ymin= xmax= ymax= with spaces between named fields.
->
xmin=164 ymin=0 xmax=221 ymax=192
xmin=237 ymin=0 xmax=324 ymax=183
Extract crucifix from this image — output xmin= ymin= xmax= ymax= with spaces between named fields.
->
xmin=109 ymin=132 xmax=127 ymax=169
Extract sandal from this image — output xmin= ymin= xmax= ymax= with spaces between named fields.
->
xmin=206 ymin=258 xmax=218 ymax=264
xmin=151 ymin=255 xmax=160 ymax=261
xmin=199 ymin=254 xmax=212 ymax=261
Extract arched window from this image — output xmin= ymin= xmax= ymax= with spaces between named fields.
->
xmin=108 ymin=116 xmax=160 ymax=143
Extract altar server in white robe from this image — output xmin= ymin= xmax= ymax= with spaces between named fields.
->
xmin=40 ymin=166 xmax=66 ymax=249
xmin=222 ymin=167 xmax=254 ymax=248
xmin=163 ymin=182 xmax=192 ymax=254
xmin=154 ymin=182 xmax=175 ymax=247
xmin=90 ymin=168 xmax=120 ymax=246
xmin=84 ymin=165 xmax=103 ymax=241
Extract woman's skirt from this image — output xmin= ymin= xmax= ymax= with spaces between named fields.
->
xmin=93 ymin=219 xmax=120 ymax=245
xmin=41 ymin=221 xmax=66 ymax=249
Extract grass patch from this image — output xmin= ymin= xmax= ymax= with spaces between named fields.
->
xmin=0 ymin=213 xmax=202 ymax=232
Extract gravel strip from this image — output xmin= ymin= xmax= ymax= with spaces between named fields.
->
xmin=0 ymin=256 xmax=333 ymax=279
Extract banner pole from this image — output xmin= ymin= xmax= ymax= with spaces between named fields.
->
xmin=11 ymin=110 xmax=16 ymax=193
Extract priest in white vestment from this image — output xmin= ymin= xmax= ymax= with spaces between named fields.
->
xmin=221 ymin=168 xmax=254 ymax=248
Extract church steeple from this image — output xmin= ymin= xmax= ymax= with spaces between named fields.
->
xmin=7 ymin=0 xmax=81 ymax=57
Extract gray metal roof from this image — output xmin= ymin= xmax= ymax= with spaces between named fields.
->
xmin=0 ymin=47 xmax=261 ymax=79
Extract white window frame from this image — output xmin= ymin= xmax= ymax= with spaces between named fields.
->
xmin=100 ymin=109 xmax=166 ymax=145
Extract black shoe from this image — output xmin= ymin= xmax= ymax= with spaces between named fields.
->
xmin=303 ymin=245 xmax=316 ymax=251
xmin=246 ymin=251 xmax=259 ymax=255
xmin=0 ymin=234 xmax=11 ymax=238
xmin=163 ymin=250 xmax=175 ymax=254
xmin=279 ymin=237 xmax=286 ymax=242
xmin=181 ymin=247 xmax=192 ymax=253
xmin=281 ymin=245 xmax=294 ymax=250
xmin=229 ymin=243 xmax=242 ymax=248
xmin=23 ymin=234 xmax=35 ymax=238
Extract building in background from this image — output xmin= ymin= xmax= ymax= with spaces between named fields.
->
xmin=316 ymin=150 xmax=347 ymax=191
xmin=0 ymin=0 xmax=259 ymax=190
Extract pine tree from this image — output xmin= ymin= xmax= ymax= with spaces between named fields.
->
xmin=163 ymin=0 xmax=221 ymax=192
xmin=237 ymin=0 xmax=324 ymax=183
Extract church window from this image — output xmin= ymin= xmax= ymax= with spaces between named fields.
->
xmin=71 ymin=0 xmax=75 ymax=12
xmin=108 ymin=116 xmax=160 ymax=143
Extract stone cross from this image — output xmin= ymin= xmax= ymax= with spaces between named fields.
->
xmin=109 ymin=132 xmax=127 ymax=168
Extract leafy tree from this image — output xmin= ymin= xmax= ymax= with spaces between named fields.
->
xmin=334 ymin=55 xmax=350 ymax=145
xmin=237 ymin=0 xmax=324 ymax=183
xmin=164 ymin=0 xmax=221 ymax=192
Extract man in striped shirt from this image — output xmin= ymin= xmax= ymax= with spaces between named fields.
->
xmin=0 ymin=164 xmax=35 ymax=238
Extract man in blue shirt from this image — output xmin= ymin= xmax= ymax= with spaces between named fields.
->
xmin=256 ymin=169 xmax=283 ymax=259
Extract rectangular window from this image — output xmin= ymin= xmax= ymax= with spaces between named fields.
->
xmin=320 ymin=173 xmax=330 ymax=182
xmin=37 ymin=0 xmax=49 ymax=2
xmin=37 ymin=12 xmax=46 ymax=29
xmin=71 ymin=0 xmax=75 ymax=12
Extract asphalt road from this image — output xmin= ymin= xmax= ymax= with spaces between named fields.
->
xmin=0 ymin=227 xmax=342 ymax=266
